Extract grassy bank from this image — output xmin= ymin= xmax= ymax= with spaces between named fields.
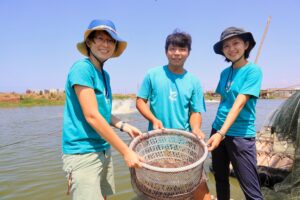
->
xmin=0 ymin=93 xmax=136 ymax=108
xmin=0 ymin=93 xmax=65 ymax=108
xmin=0 ymin=92 xmax=285 ymax=108
xmin=0 ymin=92 xmax=221 ymax=108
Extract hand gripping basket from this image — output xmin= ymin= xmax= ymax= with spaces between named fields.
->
xmin=129 ymin=129 xmax=208 ymax=200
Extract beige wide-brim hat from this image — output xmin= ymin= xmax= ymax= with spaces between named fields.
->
xmin=77 ymin=19 xmax=127 ymax=58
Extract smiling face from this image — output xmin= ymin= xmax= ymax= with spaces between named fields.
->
xmin=166 ymin=44 xmax=189 ymax=69
xmin=222 ymin=36 xmax=249 ymax=63
xmin=86 ymin=30 xmax=117 ymax=62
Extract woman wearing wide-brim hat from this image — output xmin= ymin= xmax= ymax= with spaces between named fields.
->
xmin=62 ymin=19 xmax=144 ymax=200
xmin=207 ymin=27 xmax=263 ymax=200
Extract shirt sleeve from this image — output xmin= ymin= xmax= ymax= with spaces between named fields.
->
xmin=216 ymin=70 xmax=225 ymax=94
xmin=137 ymin=73 xmax=151 ymax=100
xmin=190 ymin=79 xmax=206 ymax=113
xmin=240 ymin=67 xmax=262 ymax=98
xmin=69 ymin=61 xmax=94 ymax=89
xmin=215 ymin=78 xmax=222 ymax=94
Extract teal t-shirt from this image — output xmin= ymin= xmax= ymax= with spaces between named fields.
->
xmin=212 ymin=62 xmax=262 ymax=137
xmin=137 ymin=65 xmax=206 ymax=131
xmin=62 ymin=58 xmax=112 ymax=154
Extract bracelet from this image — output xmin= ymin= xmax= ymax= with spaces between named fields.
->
xmin=120 ymin=121 xmax=126 ymax=132
xmin=216 ymin=130 xmax=225 ymax=140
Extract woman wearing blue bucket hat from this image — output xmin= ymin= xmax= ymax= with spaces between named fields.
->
xmin=62 ymin=19 xmax=144 ymax=200
xmin=207 ymin=27 xmax=263 ymax=200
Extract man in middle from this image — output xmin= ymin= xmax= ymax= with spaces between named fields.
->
xmin=136 ymin=29 xmax=210 ymax=200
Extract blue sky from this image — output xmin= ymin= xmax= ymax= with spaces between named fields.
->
xmin=1 ymin=0 xmax=299 ymax=93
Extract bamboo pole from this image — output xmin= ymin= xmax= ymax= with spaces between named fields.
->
xmin=255 ymin=16 xmax=272 ymax=64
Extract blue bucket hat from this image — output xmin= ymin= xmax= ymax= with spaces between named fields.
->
xmin=77 ymin=19 xmax=127 ymax=58
xmin=213 ymin=27 xmax=256 ymax=55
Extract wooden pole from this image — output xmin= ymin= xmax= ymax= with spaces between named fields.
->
xmin=255 ymin=16 xmax=272 ymax=64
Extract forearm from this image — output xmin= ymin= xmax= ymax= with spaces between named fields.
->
xmin=136 ymin=98 xmax=157 ymax=123
xmin=110 ymin=114 xmax=123 ymax=129
xmin=87 ymin=113 xmax=130 ymax=156
xmin=219 ymin=94 xmax=249 ymax=135
xmin=74 ymin=86 xmax=131 ymax=156
xmin=189 ymin=112 xmax=202 ymax=131
xmin=189 ymin=112 xmax=206 ymax=139
xmin=110 ymin=114 xmax=142 ymax=137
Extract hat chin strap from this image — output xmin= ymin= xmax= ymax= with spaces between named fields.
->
xmin=90 ymin=50 xmax=110 ymax=98
xmin=90 ymin=50 xmax=107 ymax=69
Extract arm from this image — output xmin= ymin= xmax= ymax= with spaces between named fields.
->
xmin=110 ymin=115 xmax=142 ymax=138
xmin=74 ymin=85 xmax=143 ymax=167
xmin=207 ymin=94 xmax=250 ymax=151
xmin=189 ymin=112 xmax=205 ymax=139
xmin=136 ymin=97 xmax=164 ymax=129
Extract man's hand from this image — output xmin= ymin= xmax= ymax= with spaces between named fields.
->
xmin=152 ymin=119 xmax=164 ymax=130
xmin=123 ymin=123 xmax=142 ymax=138
xmin=192 ymin=129 xmax=206 ymax=140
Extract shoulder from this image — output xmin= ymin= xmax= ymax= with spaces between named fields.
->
xmin=147 ymin=65 xmax=165 ymax=74
xmin=144 ymin=66 xmax=166 ymax=80
xmin=103 ymin=69 xmax=110 ymax=77
xmin=182 ymin=71 xmax=203 ymax=90
xmin=71 ymin=58 xmax=94 ymax=72
xmin=185 ymin=71 xmax=200 ymax=82
xmin=220 ymin=66 xmax=232 ymax=76
xmin=245 ymin=62 xmax=262 ymax=76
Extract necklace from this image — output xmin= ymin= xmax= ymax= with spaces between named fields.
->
xmin=225 ymin=66 xmax=233 ymax=92
xmin=90 ymin=52 xmax=109 ymax=98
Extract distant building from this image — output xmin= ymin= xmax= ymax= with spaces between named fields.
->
xmin=26 ymin=89 xmax=32 ymax=94
xmin=205 ymin=91 xmax=220 ymax=97
xmin=25 ymin=88 xmax=65 ymax=95
xmin=260 ymin=88 xmax=300 ymax=99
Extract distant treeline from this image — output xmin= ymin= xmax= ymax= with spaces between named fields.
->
xmin=1 ymin=90 xmax=292 ymax=108
xmin=0 ymin=92 xmax=136 ymax=108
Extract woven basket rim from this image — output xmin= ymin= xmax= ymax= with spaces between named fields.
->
xmin=129 ymin=128 xmax=208 ymax=173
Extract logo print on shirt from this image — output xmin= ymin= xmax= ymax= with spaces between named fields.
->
xmin=226 ymin=81 xmax=234 ymax=92
xmin=104 ymin=89 xmax=110 ymax=104
xmin=105 ymin=97 xmax=110 ymax=104
xmin=169 ymin=88 xmax=177 ymax=101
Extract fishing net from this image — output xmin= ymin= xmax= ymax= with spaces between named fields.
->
xmin=267 ymin=92 xmax=300 ymax=141
xmin=256 ymin=130 xmax=295 ymax=188
xmin=258 ymin=91 xmax=300 ymax=199
xmin=129 ymin=129 xmax=208 ymax=200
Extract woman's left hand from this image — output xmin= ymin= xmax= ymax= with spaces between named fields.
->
xmin=123 ymin=123 xmax=142 ymax=138
xmin=207 ymin=133 xmax=223 ymax=151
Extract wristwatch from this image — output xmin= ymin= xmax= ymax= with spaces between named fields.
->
xmin=120 ymin=121 xmax=126 ymax=132
xmin=216 ymin=130 xmax=225 ymax=140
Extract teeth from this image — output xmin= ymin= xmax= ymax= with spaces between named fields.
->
xmin=99 ymin=50 xmax=109 ymax=53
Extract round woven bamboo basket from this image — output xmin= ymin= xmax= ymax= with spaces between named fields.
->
xmin=129 ymin=129 xmax=208 ymax=200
